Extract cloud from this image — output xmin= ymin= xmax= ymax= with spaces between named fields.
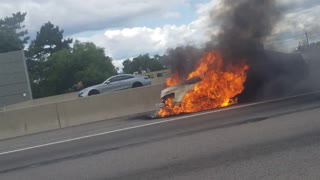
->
xmin=278 ymin=0 xmax=320 ymax=11
xmin=0 ymin=0 xmax=186 ymax=35
xmin=275 ymin=4 xmax=320 ymax=34
xmin=266 ymin=1 xmax=320 ymax=51
xmin=77 ymin=24 xmax=209 ymax=60
xmin=75 ymin=0 xmax=216 ymax=61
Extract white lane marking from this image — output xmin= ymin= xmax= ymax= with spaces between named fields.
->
xmin=0 ymin=91 xmax=320 ymax=156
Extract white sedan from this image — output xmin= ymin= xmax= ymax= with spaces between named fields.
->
xmin=78 ymin=74 xmax=151 ymax=97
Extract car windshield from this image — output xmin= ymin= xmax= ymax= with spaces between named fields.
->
xmin=1 ymin=1 xmax=319 ymax=179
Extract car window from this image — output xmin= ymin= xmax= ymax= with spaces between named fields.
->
xmin=108 ymin=75 xmax=133 ymax=83
xmin=122 ymin=75 xmax=135 ymax=80
xmin=108 ymin=76 xmax=122 ymax=82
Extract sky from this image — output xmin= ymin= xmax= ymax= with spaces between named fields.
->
xmin=1 ymin=0 xmax=320 ymax=68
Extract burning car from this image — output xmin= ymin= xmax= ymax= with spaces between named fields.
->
xmin=157 ymin=51 xmax=249 ymax=118
xmin=157 ymin=50 xmax=308 ymax=118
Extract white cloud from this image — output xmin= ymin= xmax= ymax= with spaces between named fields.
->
xmin=275 ymin=4 xmax=320 ymax=35
xmin=74 ymin=1 xmax=215 ymax=62
xmin=77 ymin=24 xmax=209 ymax=60
xmin=0 ymin=0 xmax=186 ymax=35
xmin=75 ymin=3 xmax=215 ymax=61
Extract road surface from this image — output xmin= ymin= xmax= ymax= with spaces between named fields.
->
xmin=1 ymin=92 xmax=320 ymax=179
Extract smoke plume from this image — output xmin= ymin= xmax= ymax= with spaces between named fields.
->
xmin=216 ymin=0 xmax=279 ymax=60
xmin=165 ymin=0 xmax=310 ymax=102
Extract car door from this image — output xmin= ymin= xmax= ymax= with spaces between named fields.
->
xmin=118 ymin=75 xmax=135 ymax=90
xmin=100 ymin=76 xmax=123 ymax=93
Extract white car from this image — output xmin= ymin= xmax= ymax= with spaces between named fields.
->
xmin=78 ymin=74 xmax=151 ymax=97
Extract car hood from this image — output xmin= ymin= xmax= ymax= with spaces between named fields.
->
xmin=160 ymin=85 xmax=182 ymax=99
xmin=160 ymin=77 xmax=202 ymax=99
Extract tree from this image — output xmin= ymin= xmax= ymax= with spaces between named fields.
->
xmin=26 ymin=22 xmax=73 ymax=98
xmin=0 ymin=12 xmax=29 ymax=53
xmin=122 ymin=54 xmax=165 ymax=74
xmin=68 ymin=41 xmax=117 ymax=87
xmin=122 ymin=59 xmax=133 ymax=73
xmin=27 ymin=22 xmax=72 ymax=59
xmin=33 ymin=41 xmax=117 ymax=98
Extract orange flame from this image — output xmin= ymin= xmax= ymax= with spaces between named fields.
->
xmin=158 ymin=51 xmax=249 ymax=117
xmin=165 ymin=72 xmax=181 ymax=87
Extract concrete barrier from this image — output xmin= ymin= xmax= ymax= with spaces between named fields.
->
xmin=1 ymin=92 xmax=78 ymax=111
xmin=0 ymin=111 xmax=26 ymax=139
xmin=151 ymin=77 xmax=166 ymax=85
xmin=0 ymin=84 xmax=164 ymax=140
xmin=58 ymin=84 xmax=164 ymax=127
xmin=0 ymin=104 xmax=61 ymax=139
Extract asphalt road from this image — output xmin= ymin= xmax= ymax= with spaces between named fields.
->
xmin=1 ymin=92 xmax=320 ymax=179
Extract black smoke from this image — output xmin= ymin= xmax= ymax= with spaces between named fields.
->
xmin=165 ymin=0 xmax=309 ymax=102
xmin=164 ymin=46 xmax=203 ymax=81
xmin=216 ymin=0 xmax=279 ymax=61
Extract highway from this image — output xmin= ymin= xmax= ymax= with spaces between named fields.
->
xmin=1 ymin=92 xmax=320 ymax=179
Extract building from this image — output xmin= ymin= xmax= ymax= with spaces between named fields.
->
xmin=0 ymin=50 xmax=32 ymax=107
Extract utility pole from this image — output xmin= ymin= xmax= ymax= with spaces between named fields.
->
xmin=305 ymin=31 xmax=309 ymax=46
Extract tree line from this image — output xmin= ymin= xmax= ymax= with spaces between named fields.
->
xmin=0 ymin=12 xmax=165 ymax=98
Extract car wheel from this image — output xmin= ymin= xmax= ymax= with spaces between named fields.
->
xmin=88 ymin=90 xmax=100 ymax=96
xmin=132 ymin=82 xmax=143 ymax=88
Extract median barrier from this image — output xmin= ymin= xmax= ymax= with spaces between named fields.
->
xmin=0 ymin=103 xmax=60 ymax=140
xmin=0 ymin=111 xmax=26 ymax=139
xmin=1 ymin=92 xmax=77 ymax=111
xmin=58 ymin=84 xmax=164 ymax=127
xmin=0 ymin=84 xmax=164 ymax=140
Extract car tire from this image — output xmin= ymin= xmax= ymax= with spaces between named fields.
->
xmin=88 ymin=90 xmax=100 ymax=96
xmin=132 ymin=82 xmax=143 ymax=88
